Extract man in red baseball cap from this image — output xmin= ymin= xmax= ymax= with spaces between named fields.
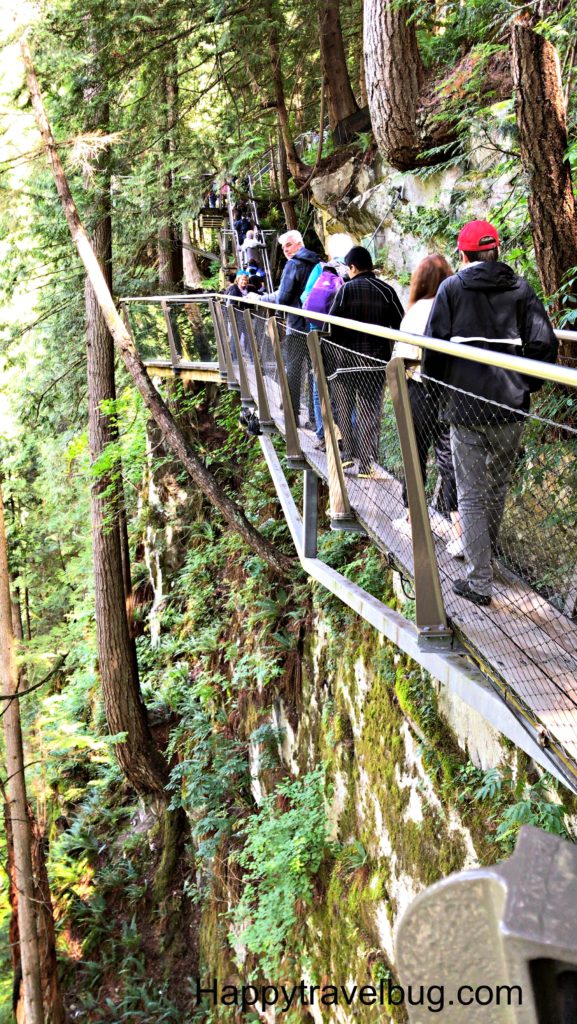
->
xmin=422 ymin=219 xmax=557 ymax=606
xmin=456 ymin=220 xmax=499 ymax=253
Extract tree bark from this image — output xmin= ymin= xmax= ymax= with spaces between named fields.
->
xmin=83 ymin=49 xmax=169 ymax=796
xmin=277 ymin=132 xmax=298 ymax=230
xmin=0 ymin=481 xmax=45 ymax=1024
xmin=318 ymin=0 xmax=358 ymax=130
xmin=511 ymin=19 xmax=577 ymax=301
xmin=30 ymin=808 xmax=66 ymax=1024
xmin=85 ymin=223 xmax=170 ymax=796
xmin=158 ymin=61 xmax=182 ymax=291
xmin=364 ymin=0 xmax=424 ymax=170
xmin=265 ymin=3 xmax=309 ymax=184
xmin=20 ymin=39 xmax=294 ymax=582
xmin=182 ymin=221 xmax=203 ymax=288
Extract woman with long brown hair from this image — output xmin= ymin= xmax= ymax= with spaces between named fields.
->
xmin=393 ymin=254 xmax=462 ymax=555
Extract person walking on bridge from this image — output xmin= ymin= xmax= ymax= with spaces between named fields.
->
xmin=422 ymin=220 xmax=558 ymax=606
xmin=240 ymin=229 xmax=265 ymax=270
xmin=328 ymin=245 xmax=404 ymax=478
xmin=261 ymin=230 xmax=321 ymax=423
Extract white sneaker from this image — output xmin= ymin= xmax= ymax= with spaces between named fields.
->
xmin=446 ymin=536 xmax=465 ymax=558
xmin=392 ymin=515 xmax=410 ymax=532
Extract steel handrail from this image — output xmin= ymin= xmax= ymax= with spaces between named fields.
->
xmin=120 ymin=293 xmax=577 ymax=390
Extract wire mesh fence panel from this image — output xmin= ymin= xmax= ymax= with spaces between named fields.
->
xmin=232 ymin=307 xmax=252 ymax=367
xmin=317 ymin=339 xmax=412 ymax=558
xmin=219 ymin=302 xmax=241 ymax=380
xmin=170 ymin=303 xmax=218 ymax=363
xmin=419 ymin=373 xmax=577 ymax=607
xmin=276 ymin=321 xmax=315 ymax=432
xmin=499 ymin=383 xmax=577 ymax=616
xmin=125 ymin=303 xmax=172 ymax=362
xmin=251 ymin=313 xmax=283 ymax=428
xmin=419 ymin=370 xmax=577 ymax=746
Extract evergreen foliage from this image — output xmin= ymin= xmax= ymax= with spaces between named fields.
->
xmin=1 ymin=0 xmax=577 ymax=1018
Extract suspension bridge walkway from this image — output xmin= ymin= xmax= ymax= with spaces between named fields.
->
xmin=121 ymin=291 xmax=577 ymax=795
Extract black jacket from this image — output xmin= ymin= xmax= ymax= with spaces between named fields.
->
xmin=329 ymin=272 xmax=404 ymax=359
xmin=422 ymin=261 xmax=558 ymax=425
xmin=263 ymin=247 xmax=321 ymax=332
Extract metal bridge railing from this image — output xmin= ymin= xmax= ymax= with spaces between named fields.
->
xmin=123 ymin=296 xmax=219 ymax=374
xmin=120 ymin=291 xmax=577 ymax=779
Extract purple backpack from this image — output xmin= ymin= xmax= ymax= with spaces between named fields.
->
xmin=303 ymin=266 xmax=342 ymax=316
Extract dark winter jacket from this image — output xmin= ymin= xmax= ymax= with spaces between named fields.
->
xmin=328 ymin=271 xmax=404 ymax=359
xmin=226 ymin=283 xmax=247 ymax=311
xmin=234 ymin=217 xmax=251 ymax=245
xmin=263 ymin=247 xmax=321 ymax=332
xmin=422 ymin=261 xmax=558 ymax=425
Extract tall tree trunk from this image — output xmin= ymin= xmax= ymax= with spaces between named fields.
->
xmin=182 ymin=221 xmax=202 ymax=288
xmin=84 ymin=51 xmax=169 ymax=797
xmin=318 ymin=0 xmax=358 ymax=130
xmin=511 ymin=19 xmax=577 ymax=303
xmin=277 ymin=132 xmax=298 ymax=230
xmin=30 ymin=808 xmax=66 ymax=1024
xmin=364 ymin=0 xmax=424 ymax=170
xmin=158 ymin=61 xmax=182 ymax=291
xmin=0 ymin=481 xmax=45 ymax=1024
xmin=21 ymin=40 xmax=294 ymax=582
xmin=86 ymin=221 xmax=170 ymax=796
xmin=264 ymin=1 xmax=308 ymax=183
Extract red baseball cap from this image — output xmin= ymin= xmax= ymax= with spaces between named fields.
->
xmin=457 ymin=220 xmax=499 ymax=252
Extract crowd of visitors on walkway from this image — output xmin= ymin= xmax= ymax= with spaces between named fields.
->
xmin=244 ymin=218 xmax=557 ymax=607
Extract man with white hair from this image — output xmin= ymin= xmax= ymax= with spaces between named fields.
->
xmin=262 ymin=230 xmax=321 ymax=422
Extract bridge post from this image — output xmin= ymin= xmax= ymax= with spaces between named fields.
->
xmin=307 ymin=330 xmax=359 ymax=531
xmin=386 ymin=356 xmax=451 ymax=647
xmin=303 ymin=470 xmax=319 ymax=558
xmin=243 ymin=309 xmax=275 ymax=431
xmin=208 ymin=298 xmax=228 ymax=379
xmin=213 ymin=302 xmax=240 ymax=392
xmin=267 ymin=317 xmax=307 ymax=470
xmin=160 ymin=300 xmax=182 ymax=369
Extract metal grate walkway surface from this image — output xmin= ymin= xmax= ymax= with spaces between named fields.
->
xmin=122 ymin=294 xmax=577 ymax=783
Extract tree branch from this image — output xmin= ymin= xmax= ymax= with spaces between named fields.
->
xmin=19 ymin=36 xmax=294 ymax=581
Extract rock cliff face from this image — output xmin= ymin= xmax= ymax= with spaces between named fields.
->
xmin=195 ymin=556 xmax=550 ymax=1024
xmin=310 ymin=116 xmax=515 ymax=297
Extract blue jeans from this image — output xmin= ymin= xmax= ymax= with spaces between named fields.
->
xmin=312 ymin=376 xmax=342 ymax=440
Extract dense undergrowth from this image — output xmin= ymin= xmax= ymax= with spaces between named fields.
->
xmin=1 ymin=380 xmax=574 ymax=1023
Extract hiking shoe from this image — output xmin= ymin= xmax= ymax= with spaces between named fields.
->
xmin=358 ymin=462 xmax=385 ymax=480
xmin=341 ymin=458 xmax=355 ymax=469
xmin=446 ymin=536 xmax=465 ymax=558
xmin=313 ymin=437 xmax=326 ymax=451
xmin=452 ymin=579 xmax=491 ymax=606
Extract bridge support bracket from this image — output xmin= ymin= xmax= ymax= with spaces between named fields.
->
xmin=330 ymin=515 xmax=366 ymax=534
xmin=286 ymin=457 xmax=309 ymax=471
xmin=417 ymin=624 xmax=453 ymax=651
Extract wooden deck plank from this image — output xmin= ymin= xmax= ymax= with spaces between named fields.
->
xmin=297 ymin=425 xmax=577 ymax=761
xmin=242 ymin=353 xmax=577 ymax=762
